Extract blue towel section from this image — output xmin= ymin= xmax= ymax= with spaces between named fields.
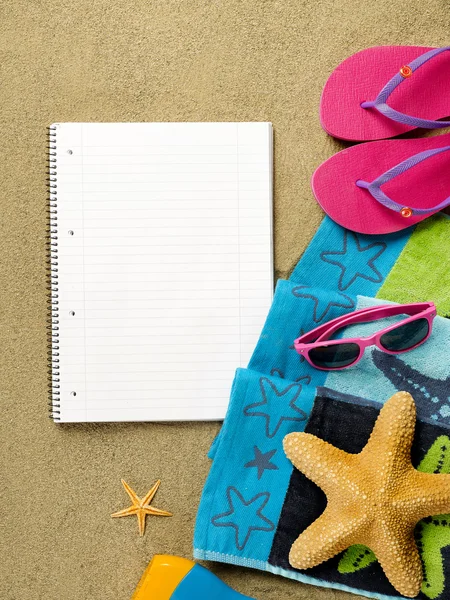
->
xmin=200 ymin=367 xmax=318 ymax=562
xmin=194 ymin=216 xmax=448 ymax=600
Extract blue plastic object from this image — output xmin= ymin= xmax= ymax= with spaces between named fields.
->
xmin=172 ymin=563 xmax=254 ymax=599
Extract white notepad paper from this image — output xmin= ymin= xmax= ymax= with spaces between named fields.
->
xmin=49 ymin=122 xmax=273 ymax=422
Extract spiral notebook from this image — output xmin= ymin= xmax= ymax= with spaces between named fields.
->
xmin=48 ymin=122 xmax=273 ymax=422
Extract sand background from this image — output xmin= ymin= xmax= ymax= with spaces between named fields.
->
xmin=1 ymin=1 xmax=449 ymax=598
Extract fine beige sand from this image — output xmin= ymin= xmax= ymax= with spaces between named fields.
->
xmin=1 ymin=1 xmax=449 ymax=598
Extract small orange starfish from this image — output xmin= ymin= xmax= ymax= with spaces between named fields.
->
xmin=111 ymin=479 xmax=172 ymax=536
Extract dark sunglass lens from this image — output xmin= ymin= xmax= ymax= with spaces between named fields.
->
xmin=308 ymin=343 xmax=360 ymax=369
xmin=380 ymin=318 xmax=429 ymax=352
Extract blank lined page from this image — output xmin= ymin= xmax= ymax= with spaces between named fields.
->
xmin=53 ymin=123 xmax=273 ymax=422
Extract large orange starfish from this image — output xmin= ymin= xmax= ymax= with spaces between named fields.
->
xmin=283 ymin=392 xmax=450 ymax=598
xmin=111 ymin=479 xmax=172 ymax=536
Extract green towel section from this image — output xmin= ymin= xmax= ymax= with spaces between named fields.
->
xmin=377 ymin=215 xmax=450 ymax=317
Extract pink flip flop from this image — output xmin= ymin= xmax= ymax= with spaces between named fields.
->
xmin=320 ymin=46 xmax=450 ymax=141
xmin=311 ymin=133 xmax=450 ymax=234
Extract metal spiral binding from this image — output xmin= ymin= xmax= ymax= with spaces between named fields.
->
xmin=47 ymin=124 xmax=60 ymax=421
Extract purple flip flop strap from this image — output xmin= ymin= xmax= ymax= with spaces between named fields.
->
xmin=361 ymin=46 xmax=450 ymax=129
xmin=356 ymin=145 xmax=450 ymax=216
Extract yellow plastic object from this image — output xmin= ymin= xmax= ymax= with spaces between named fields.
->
xmin=132 ymin=555 xmax=194 ymax=600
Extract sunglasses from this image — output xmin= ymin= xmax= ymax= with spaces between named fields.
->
xmin=293 ymin=302 xmax=436 ymax=371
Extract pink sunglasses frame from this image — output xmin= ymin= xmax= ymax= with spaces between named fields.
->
xmin=293 ymin=301 xmax=437 ymax=371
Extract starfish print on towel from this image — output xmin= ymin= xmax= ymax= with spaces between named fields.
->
xmin=372 ymin=350 xmax=450 ymax=422
xmin=320 ymin=231 xmax=387 ymax=291
xmin=211 ymin=486 xmax=275 ymax=550
xmin=292 ymin=285 xmax=355 ymax=323
xmin=243 ymin=377 xmax=307 ymax=439
xmin=245 ymin=446 xmax=279 ymax=480
xmin=270 ymin=368 xmax=311 ymax=386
